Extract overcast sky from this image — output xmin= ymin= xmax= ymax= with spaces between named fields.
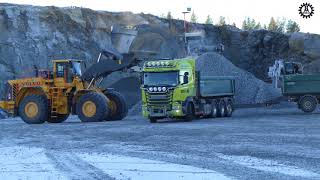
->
xmin=0 ymin=0 xmax=319 ymax=33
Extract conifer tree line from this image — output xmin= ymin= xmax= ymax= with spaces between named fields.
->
xmin=163 ymin=11 xmax=300 ymax=33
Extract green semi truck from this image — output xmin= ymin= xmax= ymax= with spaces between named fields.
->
xmin=141 ymin=58 xmax=235 ymax=123
xmin=275 ymin=61 xmax=320 ymax=113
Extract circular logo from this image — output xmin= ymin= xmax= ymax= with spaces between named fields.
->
xmin=299 ymin=3 xmax=314 ymax=18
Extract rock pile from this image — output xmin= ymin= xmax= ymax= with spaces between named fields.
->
xmin=196 ymin=53 xmax=281 ymax=104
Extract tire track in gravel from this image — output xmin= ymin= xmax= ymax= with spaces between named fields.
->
xmin=45 ymin=151 xmax=115 ymax=180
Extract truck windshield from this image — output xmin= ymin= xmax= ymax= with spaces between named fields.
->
xmin=143 ymin=72 xmax=178 ymax=86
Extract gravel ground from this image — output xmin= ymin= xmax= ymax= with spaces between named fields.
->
xmin=0 ymin=102 xmax=319 ymax=180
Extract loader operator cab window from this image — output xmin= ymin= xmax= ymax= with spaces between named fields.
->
xmin=56 ymin=62 xmax=75 ymax=83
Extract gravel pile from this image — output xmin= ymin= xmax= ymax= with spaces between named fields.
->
xmin=196 ymin=53 xmax=281 ymax=104
xmin=107 ymin=76 xmax=141 ymax=109
xmin=128 ymin=101 xmax=142 ymax=116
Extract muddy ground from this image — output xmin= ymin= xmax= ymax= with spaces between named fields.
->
xmin=0 ymin=102 xmax=319 ymax=180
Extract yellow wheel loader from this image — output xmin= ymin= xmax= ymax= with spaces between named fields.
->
xmin=0 ymin=54 xmax=129 ymax=124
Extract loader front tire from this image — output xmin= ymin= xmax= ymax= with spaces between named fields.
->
xmin=104 ymin=91 xmax=128 ymax=121
xmin=19 ymin=95 xmax=48 ymax=124
xmin=77 ymin=92 xmax=109 ymax=122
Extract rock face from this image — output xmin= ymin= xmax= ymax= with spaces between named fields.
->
xmin=0 ymin=3 xmax=319 ymax=106
xmin=196 ymin=53 xmax=281 ymax=104
xmin=289 ymin=32 xmax=320 ymax=60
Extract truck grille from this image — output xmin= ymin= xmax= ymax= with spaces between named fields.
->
xmin=146 ymin=90 xmax=173 ymax=110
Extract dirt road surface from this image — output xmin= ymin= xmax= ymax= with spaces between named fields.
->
xmin=0 ymin=103 xmax=319 ymax=180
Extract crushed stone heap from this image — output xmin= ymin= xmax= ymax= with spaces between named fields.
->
xmin=196 ymin=52 xmax=281 ymax=104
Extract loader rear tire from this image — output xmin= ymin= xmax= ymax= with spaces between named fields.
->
xmin=47 ymin=114 xmax=69 ymax=123
xmin=19 ymin=95 xmax=48 ymax=124
xmin=299 ymin=95 xmax=317 ymax=113
xmin=77 ymin=92 xmax=109 ymax=122
xmin=104 ymin=91 xmax=128 ymax=121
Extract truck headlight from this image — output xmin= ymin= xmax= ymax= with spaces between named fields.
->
xmin=160 ymin=62 xmax=165 ymax=66
xmin=162 ymin=87 xmax=166 ymax=91
xmin=153 ymin=87 xmax=158 ymax=91
xmin=165 ymin=61 xmax=169 ymax=66
xmin=157 ymin=87 xmax=162 ymax=91
xmin=147 ymin=62 xmax=152 ymax=67
xmin=151 ymin=62 xmax=156 ymax=66
xmin=148 ymin=87 xmax=153 ymax=92
xmin=156 ymin=62 xmax=160 ymax=66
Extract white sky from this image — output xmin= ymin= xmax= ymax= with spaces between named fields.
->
xmin=0 ymin=0 xmax=319 ymax=33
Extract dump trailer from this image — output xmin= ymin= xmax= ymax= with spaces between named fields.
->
xmin=269 ymin=61 xmax=320 ymax=113
xmin=141 ymin=58 xmax=235 ymax=123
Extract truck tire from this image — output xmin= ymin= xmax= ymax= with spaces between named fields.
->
xmin=149 ymin=118 xmax=158 ymax=123
xmin=225 ymin=100 xmax=233 ymax=117
xmin=185 ymin=102 xmax=195 ymax=121
xmin=104 ymin=91 xmax=128 ymax=121
xmin=299 ymin=95 xmax=317 ymax=113
xmin=76 ymin=92 xmax=109 ymax=122
xmin=217 ymin=100 xmax=226 ymax=117
xmin=209 ymin=100 xmax=218 ymax=118
xmin=18 ymin=95 xmax=48 ymax=124
xmin=47 ymin=114 xmax=69 ymax=123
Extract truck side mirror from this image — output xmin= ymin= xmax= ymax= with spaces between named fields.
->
xmin=183 ymin=72 xmax=189 ymax=84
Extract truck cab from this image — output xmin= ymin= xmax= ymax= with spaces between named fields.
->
xmin=141 ymin=58 xmax=235 ymax=123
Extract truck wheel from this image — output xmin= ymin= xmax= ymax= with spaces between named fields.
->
xmin=185 ymin=102 xmax=195 ymax=121
xmin=76 ymin=92 xmax=109 ymax=122
xmin=299 ymin=95 xmax=317 ymax=113
xmin=18 ymin=95 xmax=48 ymax=124
xmin=225 ymin=101 xmax=233 ymax=117
xmin=210 ymin=100 xmax=218 ymax=118
xmin=149 ymin=118 xmax=158 ymax=123
xmin=47 ymin=114 xmax=69 ymax=123
xmin=217 ymin=100 xmax=226 ymax=117
xmin=104 ymin=91 xmax=128 ymax=121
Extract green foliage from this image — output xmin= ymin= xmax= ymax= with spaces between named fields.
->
xmin=166 ymin=11 xmax=172 ymax=20
xmin=268 ymin=17 xmax=277 ymax=31
xmin=190 ymin=11 xmax=197 ymax=23
xmin=217 ymin=16 xmax=226 ymax=26
xmin=242 ymin=17 xmax=262 ymax=30
xmin=286 ymin=20 xmax=300 ymax=33
xmin=267 ymin=17 xmax=286 ymax=33
xmin=205 ymin=15 xmax=213 ymax=24
xmin=254 ymin=22 xmax=262 ymax=29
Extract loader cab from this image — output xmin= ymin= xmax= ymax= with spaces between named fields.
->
xmin=53 ymin=60 xmax=83 ymax=86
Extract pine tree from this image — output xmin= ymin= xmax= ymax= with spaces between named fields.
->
xmin=217 ymin=16 xmax=226 ymax=26
xmin=190 ymin=11 xmax=197 ymax=23
xmin=205 ymin=15 xmax=213 ymax=24
xmin=286 ymin=20 xmax=300 ymax=33
xmin=254 ymin=22 xmax=262 ymax=29
xmin=232 ymin=22 xmax=237 ymax=27
xmin=166 ymin=11 xmax=172 ymax=20
xmin=276 ymin=18 xmax=286 ymax=33
xmin=268 ymin=17 xmax=277 ymax=31
xmin=241 ymin=19 xmax=248 ymax=30
xmin=263 ymin=24 xmax=267 ymax=30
